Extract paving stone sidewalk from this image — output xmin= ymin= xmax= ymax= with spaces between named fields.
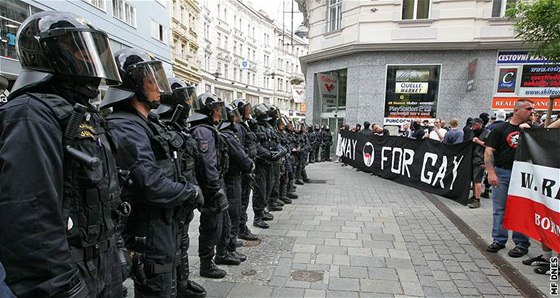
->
xmin=126 ymin=161 xmax=545 ymax=297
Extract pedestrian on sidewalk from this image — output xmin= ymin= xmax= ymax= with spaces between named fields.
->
xmin=484 ymin=99 xmax=534 ymax=258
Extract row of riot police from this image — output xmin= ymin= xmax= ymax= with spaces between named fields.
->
xmin=0 ymin=10 xmax=317 ymax=298
xmin=307 ymin=124 xmax=333 ymax=163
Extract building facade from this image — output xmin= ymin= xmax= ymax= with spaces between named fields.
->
xmin=198 ymin=0 xmax=308 ymax=116
xmin=1 ymin=0 xmax=173 ymax=87
xmin=170 ymin=0 xmax=202 ymax=85
xmin=296 ymin=0 xmax=552 ymax=134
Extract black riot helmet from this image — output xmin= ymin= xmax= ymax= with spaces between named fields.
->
xmin=9 ymin=11 xmax=122 ymax=100
xmin=232 ymin=98 xmax=252 ymax=121
xmin=100 ymin=48 xmax=171 ymax=109
xmin=190 ymin=92 xmax=226 ymax=125
xmin=219 ymin=102 xmax=242 ymax=130
xmin=314 ymin=124 xmax=320 ymax=131
xmin=253 ymin=103 xmax=272 ymax=122
xmin=157 ymin=77 xmax=196 ymax=121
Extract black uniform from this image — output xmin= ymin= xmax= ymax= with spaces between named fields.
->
xmin=321 ymin=128 xmax=333 ymax=161
xmin=107 ymin=109 xmax=198 ymax=298
xmin=220 ymin=126 xmax=253 ymax=252
xmin=189 ymin=124 xmax=228 ymax=264
xmin=253 ymin=121 xmax=279 ymax=221
xmin=0 ymin=94 xmax=122 ymax=297
xmin=235 ymin=122 xmax=258 ymax=232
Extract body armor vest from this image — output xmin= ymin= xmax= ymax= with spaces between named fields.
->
xmin=239 ymin=122 xmax=258 ymax=159
xmin=29 ymin=93 xmax=121 ymax=249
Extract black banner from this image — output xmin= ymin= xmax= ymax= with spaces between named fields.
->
xmin=340 ymin=131 xmax=473 ymax=205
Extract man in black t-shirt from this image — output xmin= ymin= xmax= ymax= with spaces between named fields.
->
xmin=484 ymin=99 xmax=534 ymax=258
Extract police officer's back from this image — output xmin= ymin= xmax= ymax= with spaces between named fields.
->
xmin=0 ymin=11 xmax=124 ymax=297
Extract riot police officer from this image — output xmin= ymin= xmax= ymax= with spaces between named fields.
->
xmin=268 ymin=105 xmax=290 ymax=208
xmin=188 ymin=93 xmax=231 ymax=278
xmin=0 ymin=11 xmax=123 ymax=297
xmin=218 ymin=103 xmax=253 ymax=262
xmin=252 ymin=103 xmax=286 ymax=228
xmin=321 ymin=125 xmax=333 ymax=161
xmin=232 ymin=99 xmax=259 ymax=241
xmin=157 ymin=77 xmax=206 ymax=298
xmin=100 ymin=48 xmax=202 ymax=297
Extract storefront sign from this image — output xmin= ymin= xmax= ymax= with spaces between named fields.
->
xmin=395 ymin=82 xmax=428 ymax=94
xmin=384 ymin=65 xmax=440 ymax=124
xmin=317 ymin=73 xmax=338 ymax=106
xmin=493 ymin=51 xmax=560 ymax=110
xmin=497 ymin=68 xmax=517 ymax=93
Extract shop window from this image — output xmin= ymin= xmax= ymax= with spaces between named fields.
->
xmin=318 ymin=69 xmax=347 ymax=114
xmin=402 ymin=0 xmax=430 ymax=20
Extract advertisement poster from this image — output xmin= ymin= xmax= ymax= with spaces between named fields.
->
xmin=317 ymin=73 xmax=338 ymax=106
xmin=466 ymin=58 xmax=478 ymax=92
xmin=493 ymin=51 xmax=560 ymax=111
xmin=497 ymin=68 xmax=517 ymax=93
xmin=291 ymin=83 xmax=306 ymax=103
xmin=384 ymin=65 xmax=440 ymax=125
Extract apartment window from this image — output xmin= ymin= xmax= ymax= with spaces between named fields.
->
xmin=247 ymin=72 xmax=251 ymax=85
xmin=224 ymin=64 xmax=229 ymax=79
xmin=247 ymin=48 xmax=250 ymax=59
xmin=224 ymin=8 xmax=227 ymax=21
xmin=233 ymin=41 xmax=237 ymax=55
xmin=328 ymin=0 xmax=342 ymax=31
xmin=150 ymin=19 xmax=167 ymax=43
xmin=217 ymin=33 xmax=221 ymax=48
xmin=224 ymin=36 xmax=228 ymax=50
xmin=84 ymin=0 xmax=105 ymax=10
xmin=402 ymin=0 xmax=430 ymax=20
xmin=253 ymin=74 xmax=256 ymax=86
xmin=252 ymin=50 xmax=256 ymax=61
xmin=239 ymin=44 xmax=243 ymax=56
xmin=492 ymin=0 xmax=516 ymax=17
xmin=239 ymin=69 xmax=243 ymax=83
xmin=113 ymin=0 xmax=136 ymax=27
xmin=217 ymin=62 xmax=221 ymax=73
xmin=233 ymin=67 xmax=238 ymax=81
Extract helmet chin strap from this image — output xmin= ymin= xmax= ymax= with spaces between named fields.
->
xmin=55 ymin=77 xmax=100 ymax=105
xmin=136 ymin=90 xmax=161 ymax=110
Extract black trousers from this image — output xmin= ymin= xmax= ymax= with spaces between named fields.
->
xmin=252 ymin=162 xmax=273 ymax=219
xmin=198 ymin=211 xmax=223 ymax=261
xmin=73 ymin=240 xmax=123 ymax=298
xmin=222 ymin=175 xmax=242 ymax=251
xmin=321 ymin=145 xmax=331 ymax=161
xmin=239 ymin=178 xmax=251 ymax=228
xmin=128 ymin=216 xmax=181 ymax=298
xmin=177 ymin=208 xmax=195 ymax=288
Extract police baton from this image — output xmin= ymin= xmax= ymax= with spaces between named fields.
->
xmin=65 ymin=103 xmax=100 ymax=170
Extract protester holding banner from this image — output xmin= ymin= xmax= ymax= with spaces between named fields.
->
xmin=484 ymin=99 xmax=534 ymax=257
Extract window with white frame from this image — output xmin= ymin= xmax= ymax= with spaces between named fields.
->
xmin=492 ymin=0 xmax=516 ymax=17
xmin=402 ymin=0 xmax=430 ymax=20
xmin=84 ymin=0 xmax=105 ymax=10
xmin=234 ymin=67 xmax=238 ymax=81
xmin=150 ymin=19 xmax=167 ymax=43
xmin=113 ymin=0 xmax=136 ymax=27
xmin=328 ymin=0 xmax=342 ymax=32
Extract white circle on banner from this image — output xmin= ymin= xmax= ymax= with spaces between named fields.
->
xmin=363 ymin=142 xmax=374 ymax=167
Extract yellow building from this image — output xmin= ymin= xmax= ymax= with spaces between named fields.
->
xmin=170 ymin=0 xmax=202 ymax=85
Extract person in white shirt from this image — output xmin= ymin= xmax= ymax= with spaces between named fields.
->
xmin=429 ymin=118 xmax=446 ymax=142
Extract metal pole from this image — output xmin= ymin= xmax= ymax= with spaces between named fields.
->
xmin=291 ymin=0 xmax=294 ymax=46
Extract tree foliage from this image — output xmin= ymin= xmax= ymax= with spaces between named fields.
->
xmin=507 ymin=0 xmax=560 ymax=62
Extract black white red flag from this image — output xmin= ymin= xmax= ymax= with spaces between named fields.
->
xmin=504 ymin=129 xmax=560 ymax=252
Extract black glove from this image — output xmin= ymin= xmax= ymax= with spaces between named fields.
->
xmin=272 ymin=148 xmax=287 ymax=161
xmin=194 ymin=185 xmax=205 ymax=208
xmin=214 ymin=189 xmax=229 ymax=212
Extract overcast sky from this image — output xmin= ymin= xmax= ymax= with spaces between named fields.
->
xmin=245 ymin=0 xmax=304 ymax=32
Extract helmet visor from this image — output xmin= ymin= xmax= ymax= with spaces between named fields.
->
xmin=129 ymin=61 xmax=171 ymax=97
xmin=42 ymin=29 xmax=121 ymax=85
xmin=211 ymin=102 xmax=227 ymax=124
xmin=229 ymin=107 xmax=242 ymax=123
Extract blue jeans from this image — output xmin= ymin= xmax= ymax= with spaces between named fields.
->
xmin=491 ymin=167 xmax=530 ymax=249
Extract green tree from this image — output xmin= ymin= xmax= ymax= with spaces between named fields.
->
xmin=507 ymin=0 xmax=560 ymax=62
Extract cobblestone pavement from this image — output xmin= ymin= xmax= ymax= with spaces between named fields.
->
xmin=124 ymin=161 xmax=552 ymax=297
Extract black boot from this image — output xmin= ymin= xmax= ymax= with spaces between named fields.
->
xmin=199 ymin=258 xmax=227 ymax=279
xmin=239 ymin=225 xmax=259 ymax=241
xmin=279 ymin=196 xmax=292 ymax=204
xmin=295 ymin=179 xmax=304 ymax=185
xmin=481 ymin=189 xmax=491 ymax=198
xmin=215 ymin=251 xmax=241 ymax=266
xmin=274 ymin=198 xmax=285 ymax=206
xmin=263 ymin=212 xmax=274 ymax=221
xmin=303 ymin=178 xmax=310 ymax=183
xmin=235 ymin=239 xmax=243 ymax=248
xmin=230 ymin=251 xmax=247 ymax=262
xmin=286 ymin=192 xmax=298 ymax=199
xmin=268 ymin=204 xmax=283 ymax=212
xmin=253 ymin=219 xmax=269 ymax=229
xmin=178 ymin=280 xmax=207 ymax=298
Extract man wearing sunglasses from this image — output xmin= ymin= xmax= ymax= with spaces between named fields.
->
xmin=484 ymin=99 xmax=535 ymax=258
